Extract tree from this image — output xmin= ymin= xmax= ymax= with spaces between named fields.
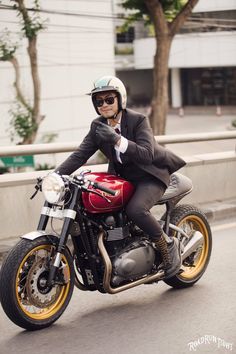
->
xmin=121 ymin=0 xmax=199 ymax=135
xmin=0 ymin=0 xmax=45 ymax=144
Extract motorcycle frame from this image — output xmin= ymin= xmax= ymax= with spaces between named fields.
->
xmin=35 ymin=183 xmax=187 ymax=293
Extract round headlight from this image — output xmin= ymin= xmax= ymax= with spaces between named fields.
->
xmin=42 ymin=173 xmax=65 ymax=204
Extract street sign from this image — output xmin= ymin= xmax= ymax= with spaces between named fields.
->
xmin=0 ymin=155 xmax=34 ymax=167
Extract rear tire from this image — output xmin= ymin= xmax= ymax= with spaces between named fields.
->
xmin=0 ymin=236 xmax=74 ymax=330
xmin=163 ymin=204 xmax=212 ymax=289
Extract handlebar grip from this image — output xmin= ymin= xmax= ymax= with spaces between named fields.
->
xmin=93 ymin=182 xmax=116 ymax=196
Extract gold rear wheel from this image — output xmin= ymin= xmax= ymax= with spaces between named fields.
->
xmin=164 ymin=204 xmax=212 ymax=288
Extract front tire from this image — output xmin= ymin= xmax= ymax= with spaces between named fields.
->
xmin=164 ymin=204 xmax=212 ymax=289
xmin=0 ymin=236 xmax=74 ymax=330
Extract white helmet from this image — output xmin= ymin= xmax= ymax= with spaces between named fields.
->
xmin=90 ymin=75 xmax=127 ymax=114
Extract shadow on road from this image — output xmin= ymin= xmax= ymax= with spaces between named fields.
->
xmin=1 ymin=283 xmax=212 ymax=354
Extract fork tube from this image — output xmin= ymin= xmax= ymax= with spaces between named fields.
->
xmin=57 ymin=187 xmax=80 ymax=253
xmin=47 ymin=187 xmax=80 ymax=286
xmin=37 ymin=201 xmax=51 ymax=230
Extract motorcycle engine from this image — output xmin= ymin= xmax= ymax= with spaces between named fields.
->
xmin=111 ymin=239 xmax=156 ymax=286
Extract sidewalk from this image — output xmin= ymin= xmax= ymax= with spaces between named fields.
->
xmin=0 ymin=198 xmax=235 ymax=265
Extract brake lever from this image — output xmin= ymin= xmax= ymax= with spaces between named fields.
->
xmin=74 ymin=176 xmax=112 ymax=203
xmin=30 ymin=177 xmax=42 ymax=200
xmin=79 ymin=169 xmax=91 ymax=176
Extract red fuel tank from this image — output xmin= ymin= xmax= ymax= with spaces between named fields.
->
xmin=82 ymin=172 xmax=135 ymax=213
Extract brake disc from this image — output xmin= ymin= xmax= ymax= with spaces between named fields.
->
xmin=26 ymin=258 xmax=61 ymax=308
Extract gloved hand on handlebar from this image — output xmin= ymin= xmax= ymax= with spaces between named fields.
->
xmin=95 ymin=122 xmax=121 ymax=146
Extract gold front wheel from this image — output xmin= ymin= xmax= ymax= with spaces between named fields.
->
xmin=164 ymin=204 xmax=212 ymax=289
xmin=0 ymin=236 xmax=74 ymax=330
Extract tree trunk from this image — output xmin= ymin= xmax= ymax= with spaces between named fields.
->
xmin=144 ymin=0 xmax=199 ymax=136
xmin=9 ymin=56 xmax=31 ymax=112
xmin=16 ymin=0 xmax=43 ymax=145
xmin=144 ymin=0 xmax=173 ymax=136
xmin=23 ymin=36 xmax=42 ymax=144
xmin=28 ymin=36 xmax=41 ymax=127
xmin=150 ymin=36 xmax=172 ymax=135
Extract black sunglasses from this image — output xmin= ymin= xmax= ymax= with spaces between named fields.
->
xmin=94 ymin=96 xmax=117 ymax=108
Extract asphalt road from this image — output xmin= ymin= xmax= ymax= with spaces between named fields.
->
xmin=0 ymin=220 xmax=235 ymax=354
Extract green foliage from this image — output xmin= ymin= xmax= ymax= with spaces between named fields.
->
xmin=121 ymin=0 xmax=149 ymax=29
xmin=22 ymin=18 xmax=44 ymax=40
xmin=9 ymin=102 xmax=36 ymax=143
xmin=1 ymin=0 xmax=46 ymax=143
xmin=0 ymin=30 xmax=17 ymax=61
xmin=121 ymin=0 xmax=188 ymax=24
xmin=13 ymin=0 xmax=46 ymax=39
xmin=122 ymin=0 xmax=149 ymax=16
xmin=161 ymin=0 xmax=188 ymax=21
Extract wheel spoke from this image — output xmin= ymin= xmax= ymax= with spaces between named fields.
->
xmin=178 ymin=216 xmax=209 ymax=279
xmin=15 ymin=244 xmax=71 ymax=319
xmin=165 ymin=205 xmax=212 ymax=288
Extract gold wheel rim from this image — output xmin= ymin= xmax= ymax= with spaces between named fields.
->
xmin=175 ymin=215 xmax=210 ymax=280
xmin=16 ymin=244 xmax=70 ymax=320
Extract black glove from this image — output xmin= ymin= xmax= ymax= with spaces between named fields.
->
xmin=95 ymin=122 xmax=120 ymax=145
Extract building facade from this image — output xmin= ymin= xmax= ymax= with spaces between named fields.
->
xmin=114 ymin=0 xmax=236 ymax=109
xmin=0 ymin=0 xmax=115 ymax=152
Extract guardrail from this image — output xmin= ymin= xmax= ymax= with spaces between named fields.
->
xmin=0 ymin=131 xmax=236 ymax=239
xmin=0 ymin=131 xmax=236 ymax=157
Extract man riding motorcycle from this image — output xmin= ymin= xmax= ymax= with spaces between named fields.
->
xmin=56 ymin=75 xmax=186 ymax=278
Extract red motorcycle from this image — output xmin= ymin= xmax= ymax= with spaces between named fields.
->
xmin=0 ymin=170 xmax=212 ymax=330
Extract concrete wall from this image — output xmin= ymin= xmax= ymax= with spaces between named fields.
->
xmin=0 ymin=151 xmax=235 ymax=239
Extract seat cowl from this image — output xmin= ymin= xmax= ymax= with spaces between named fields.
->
xmin=158 ymin=173 xmax=193 ymax=204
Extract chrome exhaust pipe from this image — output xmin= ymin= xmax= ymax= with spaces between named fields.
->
xmin=182 ymin=231 xmax=204 ymax=261
xmin=98 ymin=231 xmax=164 ymax=294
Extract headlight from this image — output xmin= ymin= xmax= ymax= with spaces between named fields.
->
xmin=42 ymin=172 xmax=65 ymax=204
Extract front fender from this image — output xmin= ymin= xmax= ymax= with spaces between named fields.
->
xmin=21 ymin=231 xmax=73 ymax=259
xmin=21 ymin=230 xmax=58 ymax=241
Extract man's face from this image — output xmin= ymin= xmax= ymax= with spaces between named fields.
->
xmin=94 ymin=92 xmax=119 ymax=119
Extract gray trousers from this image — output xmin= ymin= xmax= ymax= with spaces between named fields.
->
xmin=125 ymin=178 xmax=166 ymax=240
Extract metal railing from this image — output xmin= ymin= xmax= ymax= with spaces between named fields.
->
xmin=0 ymin=131 xmax=236 ymax=157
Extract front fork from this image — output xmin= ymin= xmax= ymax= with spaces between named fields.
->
xmin=37 ymin=192 xmax=79 ymax=286
xmin=47 ymin=216 xmax=74 ymax=286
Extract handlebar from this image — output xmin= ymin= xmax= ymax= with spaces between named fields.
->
xmin=32 ymin=173 xmax=117 ymax=202
xmin=73 ymin=175 xmax=116 ymax=197
xmin=91 ymin=181 xmax=116 ymax=196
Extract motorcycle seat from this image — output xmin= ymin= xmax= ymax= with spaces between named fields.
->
xmin=157 ymin=173 xmax=193 ymax=204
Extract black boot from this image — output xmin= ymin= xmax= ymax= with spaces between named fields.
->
xmin=154 ymin=233 xmax=182 ymax=279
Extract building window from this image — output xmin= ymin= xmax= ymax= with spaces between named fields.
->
xmin=116 ymin=26 xmax=135 ymax=43
xmin=181 ymin=67 xmax=236 ymax=106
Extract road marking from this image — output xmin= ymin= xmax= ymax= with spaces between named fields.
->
xmin=212 ymin=221 xmax=236 ymax=232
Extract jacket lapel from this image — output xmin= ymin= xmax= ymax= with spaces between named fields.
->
xmin=120 ymin=110 xmax=129 ymax=164
xmin=121 ymin=110 xmax=128 ymax=138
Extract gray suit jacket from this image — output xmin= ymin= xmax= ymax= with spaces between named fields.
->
xmin=56 ymin=108 xmax=186 ymax=187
